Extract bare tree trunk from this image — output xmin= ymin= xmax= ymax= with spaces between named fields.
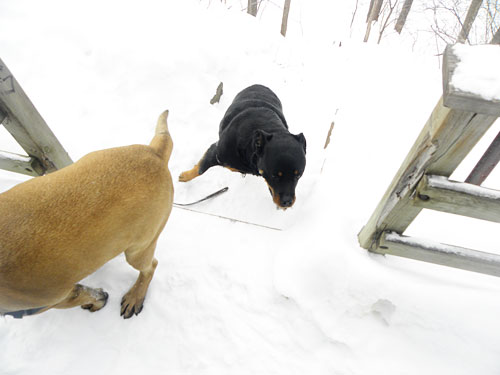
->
xmin=248 ymin=0 xmax=258 ymax=17
xmin=280 ymin=0 xmax=292 ymax=37
xmin=395 ymin=0 xmax=413 ymax=33
xmin=366 ymin=0 xmax=375 ymax=22
xmin=491 ymin=26 xmax=500 ymax=44
xmin=371 ymin=0 xmax=384 ymax=21
xmin=364 ymin=0 xmax=383 ymax=42
xmin=457 ymin=0 xmax=483 ymax=43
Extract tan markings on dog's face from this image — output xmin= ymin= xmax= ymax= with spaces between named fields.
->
xmin=294 ymin=170 xmax=299 ymax=175
xmin=277 ymin=171 xmax=283 ymax=177
xmin=259 ymin=169 xmax=264 ymax=175
xmin=265 ymin=181 xmax=287 ymax=210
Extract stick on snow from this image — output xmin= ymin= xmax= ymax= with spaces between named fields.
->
xmin=173 ymin=187 xmax=229 ymax=207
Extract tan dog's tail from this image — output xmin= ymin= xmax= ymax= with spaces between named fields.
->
xmin=150 ymin=110 xmax=173 ymax=161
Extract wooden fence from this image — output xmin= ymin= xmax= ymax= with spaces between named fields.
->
xmin=358 ymin=44 xmax=500 ymax=277
xmin=0 ymin=57 xmax=72 ymax=176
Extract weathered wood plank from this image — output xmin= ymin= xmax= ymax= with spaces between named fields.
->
xmin=378 ymin=231 xmax=500 ymax=278
xmin=0 ymin=150 xmax=43 ymax=176
xmin=414 ymin=174 xmax=500 ymax=223
xmin=465 ymin=130 xmax=500 ymax=185
xmin=358 ymin=97 xmax=497 ymax=250
xmin=443 ymin=44 xmax=500 ymax=117
xmin=0 ymin=57 xmax=72 ymax=174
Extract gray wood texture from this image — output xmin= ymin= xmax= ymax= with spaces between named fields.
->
xmin=0 ymin=57 xmax=73 ymax=175
xmin=443 ymin=44 xmax=500 ymax=117
xmin=0 ymin=150 xmax=42 ymax=176
xmin=358 ymin=97 xmax=497 ymax=250
xmin=465 ymin=130 xmax=500 ymax=185
xmin=414 ymin=174 xmax=500 ymax=223
xmin=378 ymin=231 xmax=500 ymax=278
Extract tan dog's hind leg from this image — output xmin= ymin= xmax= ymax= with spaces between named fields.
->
xmin=179 ymin=163 xmax=200 ymax=182
xmin=120 ymin=242 xmax=158 ymax=319
xmin=37 ymin=284 xmax=109 ymax=314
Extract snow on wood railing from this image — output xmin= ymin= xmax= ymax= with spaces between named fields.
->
xmin=414 ymin=175 xmax=500 ymax=223
xmin=378 ymin=231 xmax=500 ymax=278
xmin=443 ymin=44 xmax=500 ymax=116
xmin=0 ymin=150 xmax=43 ymax=176
xmin=0 ymin=57 xmax=73 ymax=176
xmin=359 ymin=43 xmax=500 ymax=277
xmin=357 ymin=97 xmax=496 ymax=250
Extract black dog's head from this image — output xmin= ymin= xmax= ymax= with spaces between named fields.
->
xmin=254 ymin=130 xmax=306 ymax=209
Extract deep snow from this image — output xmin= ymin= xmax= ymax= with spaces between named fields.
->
xmin=2 ymin=1 xmax=500 ymax=374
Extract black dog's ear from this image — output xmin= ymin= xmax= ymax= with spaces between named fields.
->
xmin=294 ymin=133 xmax=307 ymax=154
xmin=253 ymin=129 xmax=273 ymax=155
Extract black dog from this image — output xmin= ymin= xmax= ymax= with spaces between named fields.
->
xmin=179 ymin=84 xmax=306 ymax=209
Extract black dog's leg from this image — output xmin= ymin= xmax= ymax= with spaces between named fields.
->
xmin=179 ymin=143 xmax=219 ymax=182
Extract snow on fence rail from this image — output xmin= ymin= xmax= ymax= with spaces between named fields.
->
xmin=0 ymin=57 xmax=72 ymax=176
xmin=358 ymin=43 xmax=500 ymax=277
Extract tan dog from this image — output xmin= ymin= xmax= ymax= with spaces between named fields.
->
xmin=0 ymin=110 xmax=173 ymax=319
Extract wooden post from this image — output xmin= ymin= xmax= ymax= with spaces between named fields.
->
xmin=0 ymin=58 xmax=73 ymax=175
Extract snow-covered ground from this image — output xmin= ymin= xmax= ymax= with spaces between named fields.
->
xmin=2 ymin=1 xmax=500 ymax=374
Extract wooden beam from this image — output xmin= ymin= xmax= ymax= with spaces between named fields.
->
xmin=465 ymin=130 xmax=500 ymax=185
xmin=443 ymin=44 xmax=500 ymax=117
xmin=414 ymin=174 xmax=500 ymax=223
xmin=358 ymin=97 xmax=497 ymax=250
xmin=0 ymin=150 xmax=43 ymax=176
xmin=0 ymin=57 xmax=72 ymax=174
xmin=378 ymin=231 xmax=500 ymax=278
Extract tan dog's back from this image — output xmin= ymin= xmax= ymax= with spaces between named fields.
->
xmin=0 ymin=111 xmax=173 ymax=318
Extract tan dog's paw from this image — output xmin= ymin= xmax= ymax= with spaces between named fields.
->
xmin=81 ymin=288 xmax=109 ymax=312
xmin=120 ymin=290 xmax=145 ymax=319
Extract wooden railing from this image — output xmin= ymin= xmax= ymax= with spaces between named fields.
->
xmin=358 ymin=44 xmax=500 ymax=277
xmin=0 ymin=57 xmax=72 ymax=176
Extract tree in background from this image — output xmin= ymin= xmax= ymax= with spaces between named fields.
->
xmin=364 ymin=0 xmax=384 ymax=42
xmin=424 ymin=0 xmax=500 ymax=46
xmin=395 ymin=0 xmax=414 ymax=33
xmin=280 ymin=0 xmax=291 ymax=36
xmin=248 ymin=0 xmax=258 ymax=16
xmin=457 ymin=0 xmax=483 ymax=42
